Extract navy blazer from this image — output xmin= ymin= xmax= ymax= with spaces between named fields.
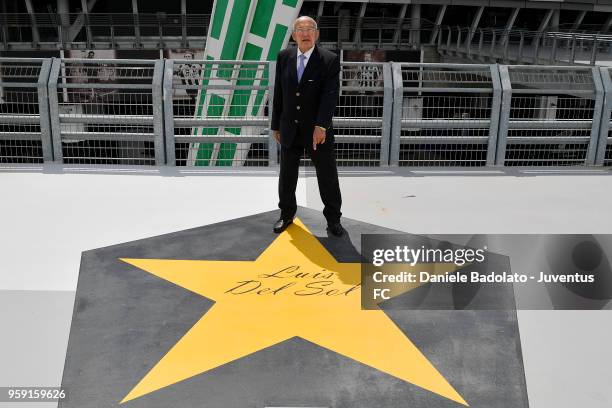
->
xmin=271 ymin=45 xmax=340 ymax=148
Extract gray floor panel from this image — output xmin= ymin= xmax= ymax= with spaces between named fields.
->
xmin=59 ymin=208 xmax=528 ymax=408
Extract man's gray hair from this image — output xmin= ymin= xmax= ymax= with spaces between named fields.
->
xmin=292 ymin=16 xmax=318 ymax=31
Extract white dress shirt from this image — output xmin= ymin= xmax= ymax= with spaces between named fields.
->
xmin=296 ymin=45 xmax=315 ymax=72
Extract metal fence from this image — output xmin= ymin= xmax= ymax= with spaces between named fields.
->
xmin=0 ymin=13 xmax=209 ymax=50
xmin=0 ymin=58 xmax=52 ymax=163
xmin=598 ymin=67 xmax=612 ymax=166
xmin=438 ymin=26 xmax=612 ymax=66
xmin=164 ymin=59 xmax=270 ymax=167
xmin=496 ymin=65 xmax=603 ymax=166
xmin=48 ymin=58 xmax=164 ymax=165
xmin=2 ymin=57 xmax=612 ymax=168
xmin=390 ymin=63 xmax=500 ymax=166
xmin=323 ymin=62 xmax=391 ymax=167
xmin=0 ymin=13 xmax=434 ymax=51
xmin=162 ymin=60 xmax=391 ymax=167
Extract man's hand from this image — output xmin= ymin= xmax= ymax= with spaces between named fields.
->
xmin=312 ymin=126 xmax=326 ymax=150
xmin=273 ymin=130 xmax=281 ymax=144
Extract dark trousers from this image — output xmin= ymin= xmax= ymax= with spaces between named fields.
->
xmin=278 ymin=131 xmax=342 ymax=224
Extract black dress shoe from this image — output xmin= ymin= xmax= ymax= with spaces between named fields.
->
xmin=273 ymin=218 xmax=293 ymax=233
xmin=327 ymin=222 xmax=344 ymax=237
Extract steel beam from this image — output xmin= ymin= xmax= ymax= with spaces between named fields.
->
xmin=393 ymin=3 xmax=408 ymax=45
xmin=466 ymin=6 xmax=484 ymax=47
xmin=572 ymin=10 xmax=587 ymax=31
xmin=429 ymin=5 xmax=447 ymax=45
xmin=409 ymin=4 xmax=421 ymax=46
xmin=316 ymin=1 xmax=324 ymax=24
xmin=500 ymin=8 xmax=520 ymax=46
xmin=132 ymin=0 xmax=141 ymax=47
xmin=602 ymin=13 xmax=612 ymax=33
xmin=66 ymin=0 xmax=99 ymax=44
xmin=23 ymin=0 xmax=40 ymax=45
xmin=353 ymin=2 xmax=367 ymax=45
xmin=181 ymin=0 xmax=187 ymax=47
xmin=532 ymin=9 xmax=554 ymax=46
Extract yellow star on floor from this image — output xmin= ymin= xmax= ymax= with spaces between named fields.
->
xmin=119 ymin=218 xmax=468 ymax=406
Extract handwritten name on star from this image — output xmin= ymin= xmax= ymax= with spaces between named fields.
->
xmin=224 ymin=265 xmax=361 ymax=296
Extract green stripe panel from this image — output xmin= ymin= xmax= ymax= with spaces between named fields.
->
xmin=195 ymin=94 xmax=225 ymax=166
xmin=216 ymin=129 xmax=241 ymax=166
xmin=250 ymin=0 xmax=276 ymax=38
xmin=268 ymin=24 xmax=288 ymax=61
xmin=216 ymin=64 xmax=234 ymax=81
xmin=194 ymin=56 xmax=216 ymax=166
xmin=195 ymin=56 xmax=215 ymax=122
xmin=251 ymin=24 xmax=287 ymax=116
xmin=243 ymin=42 xmax=263 ymax=61
xmin=219 ymin=0 xmax=252 ymax=80
xmin=217 ymin=43 xmax=263 ymax=166
xmin=210 ymin=0 xmax=229 ymax=40
xmin=251 ymin=75 xmax=268 ymax=116
xmin=282 ymin=0 xmax=298 ymax=7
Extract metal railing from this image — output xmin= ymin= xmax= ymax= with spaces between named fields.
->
xmin=0 ymin=13 xmax=427 ymax=51
xmin=164 ymin=59 xmax=270 ymax=167
xmin=0 ymin=58 xmax=52 ymax=163
xmin=2 ymin=58 xmax=612 ymax=168
xmin=326 ymin=62 xmax=392 ymax=166
xmin=496 ymin=65 xmax=604 ymax=166
xmin=1 ymin=12 xmax=609 ymax=65
xmin=390 ymin=63 xmax=501 ymax=166
xmin=438 ymin=26 xmax=612 ymax=66
xmin=0 ymin=13 xmax=209 ymax=50
xmin=48 ymin=58 xmax=164 ymax=165
xmin=597 ymin=67 xmax=612 ymax=166
xmin=162 ymin=59 xmax=392 ymax=167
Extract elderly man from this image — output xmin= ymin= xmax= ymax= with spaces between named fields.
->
xmin=271 ymin=16 xmax=344 ymax=236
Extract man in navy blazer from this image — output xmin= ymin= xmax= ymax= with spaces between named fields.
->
xmin=271 ymin=16 xmax=344 ymax=236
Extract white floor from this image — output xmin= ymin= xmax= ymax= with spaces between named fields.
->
xmin=1 ymin=164 xmax=611 ymax=407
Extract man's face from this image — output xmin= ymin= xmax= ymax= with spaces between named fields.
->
xmin=291 ymin=19 xmax=319 ymax=52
